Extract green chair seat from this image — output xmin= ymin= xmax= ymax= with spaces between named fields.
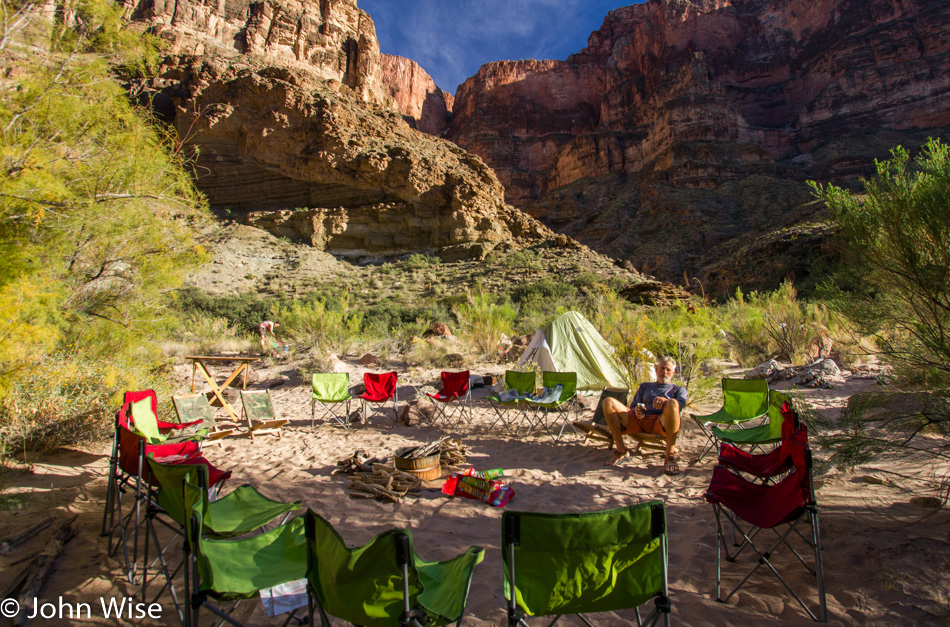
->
xmin=523 ymin=371 xmax=579 ymax=442
xmin=503 ymin=501 xmax=670 ymax=625
xmin=196 ymin=516 xmax=307 ymax=599
xmin=693 ymin=378 xmax=770 ymax=459
xmin=305 ymin=510 xmax=484 ymax=627
xmin=713 ymin=389 xmax=790 ymax=448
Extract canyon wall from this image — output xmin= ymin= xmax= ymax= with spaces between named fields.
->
xmin=127 ymin=0 xmax=561 ymax=263
xmin=123 ymin=0 xmax=390 ymax=105
xmin=445 ymin=0 xmax=950 ymax=293
xmin=380 ymin=54 xmax=453 ymax=136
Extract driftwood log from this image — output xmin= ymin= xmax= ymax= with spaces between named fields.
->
xmin=0 ymin=516 xmax=56 ymax=556
xmin=4 ymin=515 xmax=78 ymax=627
xmin=347 ymin=464 xmax=423 ymax=502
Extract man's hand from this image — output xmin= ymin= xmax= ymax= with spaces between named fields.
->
xmin=652 ymin=397 xmax=668 ymax=410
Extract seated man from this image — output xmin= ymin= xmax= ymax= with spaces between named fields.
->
xmin=603 ymin=357 xmax=687 ymax=475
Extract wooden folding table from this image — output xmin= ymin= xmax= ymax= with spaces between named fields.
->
xmin=185 ymin=355 xmax=260 ymax=423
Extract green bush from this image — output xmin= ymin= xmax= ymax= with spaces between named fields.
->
xmin=646 ymin=303 xmax=726 ymax=406
xmin=453 ymin=292 xmax=517 ymax=358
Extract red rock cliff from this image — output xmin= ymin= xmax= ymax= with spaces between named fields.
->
xmin=445 ymin=0 xmax=950 ymax=293
xmin=380 ymin=54 xmax=453 ymax=136
xmin=123 ymin=0 xmax=391 ymax=105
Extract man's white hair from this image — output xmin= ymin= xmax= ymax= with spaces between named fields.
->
xmin=657 ymin=356 xmax=677 ymax=369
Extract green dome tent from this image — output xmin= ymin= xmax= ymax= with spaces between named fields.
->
xmin=516 ymin=311 xmax=630 ymax=391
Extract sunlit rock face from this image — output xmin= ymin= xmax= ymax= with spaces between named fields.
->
xmin=124 ymin=0 xmax=390 ymax=105
xmin=380 ymin=54 xmax=454 ymax=137
xmin=149 ymin=57 xmax=556 ymax=261
xmin=126 ymin=0 xmax=563 ymax=262
xmin=444 ymin=0 xmax=950 ymax=293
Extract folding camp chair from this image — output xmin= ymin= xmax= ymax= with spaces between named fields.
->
xmin=487 ymin=370 xmax=535 ymax=435
xmin=502 ymin=501 xmax=671 ymax=626
xmin=182 ymin=478 xmax=307 ymax=627
xmin=360 ymin=371 xmax=399 ymax=428
xmin=573 ymin=387 xmax=628 ymax=445
xmin=125 ymin=389 xmax=207 ymax=444
xmin=240 ymin=389 xmax=289 ymax=439
xmin=171 ymin=393 xmax=236 ymax=444
xmin=692 ymin=378 xmax=769 ymax=460
xmin=713 ymin=390 xmax=791 ymax=453
xmin=101 ymin=404 xmax=229 ymax=585
xmin=427 ymin=370 xmax=473 ymax=428
xmin=704 ymin=420 xmax=827 ymax=622
xmin=311 ymin=373 xmax=353 ymax=431
xmin=304 ymin=510 xmax=484 ymax=627
xmin=523 ymin=371 xmax=580 ymax=442
xmin=143 ymin=457 xmax=301 ymax=625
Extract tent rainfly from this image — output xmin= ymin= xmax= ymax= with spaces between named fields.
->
xmin=516 ymin=310 xmax=630 ymax=391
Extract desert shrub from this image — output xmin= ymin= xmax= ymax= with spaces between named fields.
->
xmin=759 ymin=281 xmax=830 ymax=365
xmin=0 ymin=352 xmax=169 ymax=454
xmin=175 ymin=287 xmax=284 ymax=335
xmin=272 ymin=294 xmax=362 ymax=354
xmin=508 ymin=279 xmax=581 ymax=335
xmin=812 ymin=137 xmax=950 ymax=386
xmin=453 ymin=292 xmax=517 ymax=359
xmin=721 ymin=287 xmax=773 ymax=366
xmin=646 ymin=302 xmax=727 ymax=406
xmin=583 ymin=285 xmax=647 ymax=390
xmin=177 ymin=314 xmax=250 ymax=355
xmin=404 ymin=253 xmax=441 ymax=269
xmin=361 ymin=301 xmax=449 ymax=341
xmin=0 ymin=1 xmax=210 ymax=451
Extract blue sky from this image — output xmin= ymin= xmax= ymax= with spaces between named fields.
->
xmin=359 ymin=1 xmax=644 ymax=95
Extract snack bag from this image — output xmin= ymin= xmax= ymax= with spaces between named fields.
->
xmin=463 ymin=467 xmax=505 ymax=480
xmin=441 ymin=471 xmax=515 ymax=507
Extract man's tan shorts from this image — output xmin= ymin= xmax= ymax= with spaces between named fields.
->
xmin=621 ymin=411 xmax=666 ymax=436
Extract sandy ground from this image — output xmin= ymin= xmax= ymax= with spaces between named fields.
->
xmin=1 ymin=356 xmax=948 ymax=626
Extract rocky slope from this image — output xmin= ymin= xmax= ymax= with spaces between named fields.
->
xmin=445 ymin=0 xmax=950 ymax=294
xmin=127 ymin=0 xmax=578 ymax=265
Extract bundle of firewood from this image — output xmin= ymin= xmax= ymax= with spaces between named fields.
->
xmin=331 ymin=450 xmax=384 ymax=475
xmin=439 ymin=438 xmax=468 ymax=466
xmin=399 ymin=436 xmax=449 ymax=460
xmin=347 ymin=464 xmax=423 ymax=502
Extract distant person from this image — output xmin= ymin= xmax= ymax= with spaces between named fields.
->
xmin=602 ymin=356 xmax=686 ymax=475
xmin=259 ymin=320 xmax=280 ymax=354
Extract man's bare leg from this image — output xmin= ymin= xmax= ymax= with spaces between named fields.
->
xmin=660 ymin=401 xmax=681 ymax=475
xmin=603 ymin=397 xmax=634 ymax=465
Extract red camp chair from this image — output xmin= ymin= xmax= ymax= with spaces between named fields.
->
xmin=704 ymin=416 xmax=826 ymax=622
xmin=360 ymin=371 xmax=399 ymax=428
xmin=123 ymin=390 xmax=204 ymax=437
xmin=427 ymin=370 xmax=472 ymax=427
xmin=102 ymin=404 xmax=230 ymax=584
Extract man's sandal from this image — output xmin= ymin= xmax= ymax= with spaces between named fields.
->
xmin=664 ymin=457 xmax=681 ymax=476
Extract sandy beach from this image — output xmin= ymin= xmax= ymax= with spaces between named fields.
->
xmin=1 ymin=356 xmax=948 ymax=626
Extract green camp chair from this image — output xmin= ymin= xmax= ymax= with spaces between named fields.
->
xmin=182 ymin=477 xmax=307 ymax=627
xmin=143 ymin=456 xmax=301 ymax=625
xmin=311 ymin=373 xmax=353 ymax=431
xmin=487 ymin=371 xmax=536 ymax=435
xmin=692 ymin=378 xmax=769 ymax=460
xmin=172 ymin=393 xmax=236 ymax=443
xmin=712 ymin=389 xmax=790 ymax=452
xmin=523 ymin=371 xmax=579 ymax=442
xmin=240 ymin=389 xmax=289 ymax=439
xmin=502 ymin=501 xmax=671 ymax=626
xmin=304 ymin=510 xmax=484 ymax=627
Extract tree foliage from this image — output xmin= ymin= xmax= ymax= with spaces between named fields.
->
xmin=0 ymin=0 xmax=209 ymax=449
xmin=810 ymin=138 xmax=950 ymax=385
xmin=811 ymin=139 xmax=950 ymax=493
